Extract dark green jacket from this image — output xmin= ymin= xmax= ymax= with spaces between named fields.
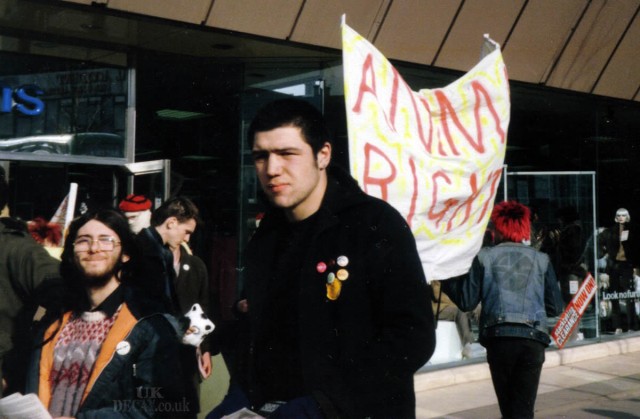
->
xmin=0 ymin=217 xmax=62 ymax=395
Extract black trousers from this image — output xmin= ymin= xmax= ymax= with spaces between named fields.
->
xmin=485 ymin=337 xmax=546 ymax=419
xmin=609 ymin=260 xmax=639 ymax=331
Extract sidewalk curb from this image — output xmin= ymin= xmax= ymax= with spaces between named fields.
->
xmin=414 ymin=335 xmax=640 ymax=393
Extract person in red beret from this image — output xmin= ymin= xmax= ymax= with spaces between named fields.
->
xmin=118 ymin=194 xmax=152 ymax=234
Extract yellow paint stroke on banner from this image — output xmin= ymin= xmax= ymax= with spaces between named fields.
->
xmin=342 ymin=22 xmax=509 ymax=280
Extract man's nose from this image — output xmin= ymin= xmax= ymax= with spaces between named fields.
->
xmin=88 ymin=239 xmax=101 ymax=252
xmin=266 ymin=155 xmax=282 ymax=176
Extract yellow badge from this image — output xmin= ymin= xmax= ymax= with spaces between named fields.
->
xmin=326 ymin=279 xmax=342 ymax=300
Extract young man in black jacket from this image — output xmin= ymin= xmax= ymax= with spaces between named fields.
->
xmin=219 ymin=98 xmax=435 ymax=418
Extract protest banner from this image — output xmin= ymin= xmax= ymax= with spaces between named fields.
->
xmin=50 ymin=182 xmax=78 ymax=246
xmin=551 ymin=273 xmax=597 ymax=349
xmin=342 ymin=21 xmax=510 ymax=280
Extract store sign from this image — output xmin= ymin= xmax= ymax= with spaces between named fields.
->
xmin=551 ymin=273 xmax=596 ymax=349
xmin=1 ymin=84 xmax=45 ymax=116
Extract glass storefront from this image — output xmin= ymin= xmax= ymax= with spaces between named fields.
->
xmin=0 ymin=53 xmax=130 ymax=164
xmin=505 ymin=171 xmax=599 ymax=339
xmin=2 ymin=22 xmax=640 ymax=356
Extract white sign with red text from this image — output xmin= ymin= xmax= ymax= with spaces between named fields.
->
xmin=342 ymin=22 xmax=510 ymax=280
xmin=551 ymin=273 xmax=597 ymax=349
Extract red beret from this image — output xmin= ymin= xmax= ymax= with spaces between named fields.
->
xmin=119 ymin=194 xmax=152 ymax=212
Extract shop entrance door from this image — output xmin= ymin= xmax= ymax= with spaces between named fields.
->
xmin=504 ymin=170 xmax=600 ymax=341
xmin=112 ymin=159 xmax=171 ymax=209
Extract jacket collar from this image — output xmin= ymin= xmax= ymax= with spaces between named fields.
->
xmin=0 ymin=217 xmax=29 ymax=235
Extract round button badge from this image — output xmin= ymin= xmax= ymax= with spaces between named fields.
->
xmin=336 ymin=269 xmax=349 ymax=281
xmin=327 ymin=272 xmax=336 ymax=284
xmin=337 ymin=255 xmax=349 ymax=267
xmin=116 ymin=340 xmax=131 ymax=355
xmin=317 ymin=262 xmax=327 ymax=273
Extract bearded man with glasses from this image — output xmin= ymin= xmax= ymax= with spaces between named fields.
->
xmin=25 ymin=209 xmax=189 ymax=418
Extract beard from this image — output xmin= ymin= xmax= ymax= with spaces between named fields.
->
xmin=73 ymin=257 xmax=122 ymax=288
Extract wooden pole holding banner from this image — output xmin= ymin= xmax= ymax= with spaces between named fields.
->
xmin=64 ymin=183 xmax=78 ymax=235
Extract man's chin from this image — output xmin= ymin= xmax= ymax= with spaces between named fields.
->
xmin=84 ymin=272 xmax=114 ymax=288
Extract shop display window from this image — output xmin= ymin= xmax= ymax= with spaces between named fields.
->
xmin=0 ymin=52 xmax=129 ymax=164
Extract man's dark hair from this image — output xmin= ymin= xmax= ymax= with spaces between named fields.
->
xmin=151 ymin=196 xmax=200 ymax=227
xmin=61 ymin=209 xmax=138 ymax=289
xmin=0 ymin=166 xmax=8 ymax=211
xmin=247 ymin=98 xmax=331 ymax=154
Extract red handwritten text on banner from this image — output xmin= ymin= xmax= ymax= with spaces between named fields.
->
xmin=343 ymin=23 xmax=510 ymax=279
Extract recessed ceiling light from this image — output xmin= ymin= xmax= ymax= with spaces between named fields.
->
xmin=156 ymin=109 xmax=210 ymax=120
xmin=180 ymin=155 xmax=219 ymax=161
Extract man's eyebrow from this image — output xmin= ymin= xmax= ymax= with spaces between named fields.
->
xmin=252 ymin=147 xmax=301 ymax=154
xmin=75 ymin=234 xmax=116 ymax=239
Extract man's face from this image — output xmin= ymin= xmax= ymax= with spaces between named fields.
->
xmin=252 ymin=126 xmax=331 ymax=221
xmin=73 ymin=219 xmax=129 ymax=287
xmin=164 ymin=217 xmax=196 ymax=250
xmin=125 ymin=209 xmax=151 ymax=234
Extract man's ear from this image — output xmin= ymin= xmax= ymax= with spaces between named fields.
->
xmin=121 ymin=253 xmax=130 ymax=263
xmin=317 ymin=142 xmax=332 ymax=170
xmin=165 ymin=216 xmax=178 ymax=229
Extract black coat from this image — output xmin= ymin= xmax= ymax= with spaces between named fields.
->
xmin=242 ymin=169 xmax=435 ymax=418
xmin=135 ymin=227 xmax=179 ymax=313
xmin=604 ymin=222 xmax=639 ymax=267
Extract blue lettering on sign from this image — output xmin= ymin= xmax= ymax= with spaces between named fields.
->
xmin=0 ymin=84 xmax=45 ymax=116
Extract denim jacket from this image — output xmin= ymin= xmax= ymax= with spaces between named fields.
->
xmin=443 ymin=242 xmax=564 ymax=346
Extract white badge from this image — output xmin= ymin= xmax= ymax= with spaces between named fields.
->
xmin=621 ymin=231 xmax=629 ymax=242
xmin=337 ymin=255 xmax=349 ymax=267
xmin=116 ymin=340 xmax=131 ymax=355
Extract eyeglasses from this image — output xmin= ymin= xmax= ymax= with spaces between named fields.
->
xmin=73 ymin=236 xmax=121 ymax=252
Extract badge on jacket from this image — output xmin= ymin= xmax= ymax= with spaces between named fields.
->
xmin=319 ymin=255 xmax=350 ymax=300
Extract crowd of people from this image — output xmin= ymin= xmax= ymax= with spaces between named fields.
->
xmin=1 ymin=98 xmax=638 ymax=419
xmin=0 ymin=99 xmax=437 ymax=419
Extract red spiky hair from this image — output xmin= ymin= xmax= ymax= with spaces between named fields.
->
xmin=491 ymin=201 xmax=530 ymax=243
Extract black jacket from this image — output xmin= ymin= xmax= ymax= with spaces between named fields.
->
xmin=242 ymin=168 xmax=435 ymax=418
xmin=135 ymin=227 xmax=179 ymax=312
xmin=604 ymin=222 xmax=639 ymax=267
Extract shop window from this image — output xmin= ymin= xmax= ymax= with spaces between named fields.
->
xmin=0 ymin=52 xmax=129 ymax=163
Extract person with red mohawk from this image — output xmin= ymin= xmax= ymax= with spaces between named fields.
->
xmin=443 ymin=200 xmax=564 ymax=419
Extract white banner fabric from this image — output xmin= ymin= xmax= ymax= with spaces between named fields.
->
xmin=342 ymin=23 xmax=510 ymax=280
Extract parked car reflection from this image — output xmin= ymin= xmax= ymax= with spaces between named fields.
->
xmin=0 ymin=132 xmax=124 ymax=157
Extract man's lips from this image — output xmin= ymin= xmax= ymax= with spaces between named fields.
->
xmin=268 ymin=183 xmax=287 ymax=193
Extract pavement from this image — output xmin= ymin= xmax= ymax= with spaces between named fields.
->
xmin=414 ymin=333 xmax=640 ymax=418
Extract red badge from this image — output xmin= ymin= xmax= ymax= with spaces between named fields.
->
xmin=316 ymin=261 xmax=327 ymax=273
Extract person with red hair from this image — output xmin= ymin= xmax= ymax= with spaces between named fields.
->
xmin=28 ymin=217 xmax=63 ymax=247
xmin=443 ymin=200 xmax=564 ymax=419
